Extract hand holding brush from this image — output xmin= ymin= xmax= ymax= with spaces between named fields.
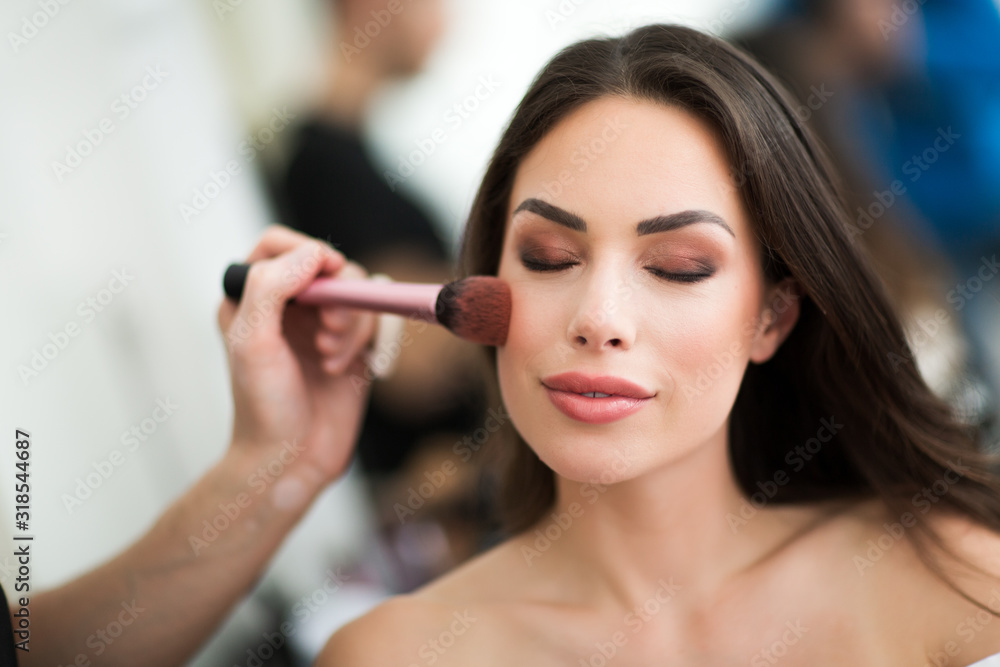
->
xmin=223 ymin=260 xmax=511 ymax=347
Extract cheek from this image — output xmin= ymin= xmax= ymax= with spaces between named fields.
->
xmin=496 ymin=279 xmax=555 ymax=391
xmin=495 ymin=250 xmax=571 ymax=362
xmin=506 ymin=280 xmax=554 ymax=345
xmin=658 ymin=284 xmax=759 ymax=405
xmin=496 ymin=330 xmax=540 ymax=454
xmin=495 ymin=270 xmax=579 ymax=444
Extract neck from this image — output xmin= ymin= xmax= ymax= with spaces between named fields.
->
xmin=320 ymin=43 xmax=384 ymax=128
xmin=538 ymin=425 xmax=825 ymax=610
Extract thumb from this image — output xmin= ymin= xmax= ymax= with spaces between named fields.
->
xmin=232 ymin=240 xmax=345 ymax=348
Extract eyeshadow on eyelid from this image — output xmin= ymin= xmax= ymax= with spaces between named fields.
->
xmin=515 ymin=238 xmax=575 ymax=253
xmin=650 ymin=238 xmax=726 ymax=259
xmin=646 ymin=241 xmax=712 ymax=256
xmin=518 ymin=250 xmax=576 ymax=265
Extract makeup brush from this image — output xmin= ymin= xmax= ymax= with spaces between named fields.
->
xmin=222 ymin=263 xmax=511 ymax=346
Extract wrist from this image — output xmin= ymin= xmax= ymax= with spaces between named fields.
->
xmin=220 ymin=439 xmax=327 ymax=519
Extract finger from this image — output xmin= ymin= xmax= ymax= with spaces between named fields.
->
xmin=233 ymin=240 xmax=344 ymax=347
xmin=315 ymin=329 xmax=343 ymax=355
xmin=325 ymin=311 xmax=379 ymax=375
xmin=323 ymin=352 xmax=372 ymax=385
xmin=217 ymin=297 xmax=238 ymax=336
xmin=317 ymin=261 xmax=370 ymax=332
xmin=336 ymin=259 xmax=368 ymax=280
xmin=244 ymin=224 xmax=342 ymax=264
xmin=319 ymin=307 xmax=352 ymax=333
xmin=321 ymin=355 xmax=347 ymax=374
xmin=243 ymin=241 xmax=363 ymax=309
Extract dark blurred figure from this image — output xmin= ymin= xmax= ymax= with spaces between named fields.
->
xmin=735 ymin=0 xmax=1000 ymax=447
xmin=281 ymin=0 xmax=449 ymax=270
xmin=268 ymin=0 xmax=500 ymax=590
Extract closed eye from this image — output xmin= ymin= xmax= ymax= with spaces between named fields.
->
xmin=520 ymin=258 xmax=714 ymax=284
xmin=520 ymin=258 xmax=576 ymax=272
xmin=647 ymin=267 xmax=714 ymax=284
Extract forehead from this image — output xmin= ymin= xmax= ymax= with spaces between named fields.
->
xmin=507 ymin=96 xmax=751 ymax=240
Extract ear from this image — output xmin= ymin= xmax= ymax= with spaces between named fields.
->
xmin=749 ymin=278 xmax=803 ymax=364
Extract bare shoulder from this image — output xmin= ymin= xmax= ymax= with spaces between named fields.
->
xmin=315 ymin=596 xmax=427 ymax=666
xmin=316 ymin=538 xmax=539 ymax=666
xmin=927 ymin=510 xmax=1000 ymax=578
xmin=924 ymin=508 xmax=1000 ymax=609
xmin=779 ymin=497 xmax=1000 ymax=662
xmin=411 ymin=530 xmax=560 ymax=604
xmin=812 ymin=495 xmax=1000 ymax=594
xmin=821 ymin=497 xmax=1000 ymax=661
xmin=920 ymin=510 xmax=1000 ymax=662
xmin=316 ymin=594 xmax=492 ymax=666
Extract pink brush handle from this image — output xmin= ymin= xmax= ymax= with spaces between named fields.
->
xmin=293 ymin=277 xmax=442 ymax=321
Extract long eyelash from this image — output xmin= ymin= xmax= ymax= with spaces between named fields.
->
xmin=648 ymin=268 xmax=714 ymax=284
xmin=520 ymin=259 xmax=577 ymax=272
xmin=521 ymin=259 xmax=713 ymax=284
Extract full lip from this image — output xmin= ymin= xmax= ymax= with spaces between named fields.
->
xmin=540 ymin=372 xmax=655 ymax=399
xmin=540 ymin=372 xmax=655 ymax=425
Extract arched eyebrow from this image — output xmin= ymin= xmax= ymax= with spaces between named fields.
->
xmin=512 ymin=198 xmax=735 ymax=238
xmin=637 ymin=209 xmax=735 ymax=238
xmin=512 ymin=199 xmax=586 ymax=230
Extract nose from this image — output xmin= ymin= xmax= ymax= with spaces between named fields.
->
xmin=566 ymin=271 xmax=636 ymax=351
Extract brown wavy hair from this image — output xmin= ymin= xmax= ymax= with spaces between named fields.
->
xmin=456 ymin=24 xmax=1000 ymax=612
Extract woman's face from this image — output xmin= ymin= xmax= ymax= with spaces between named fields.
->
xmin=496 ymin=96 xmax=799 ymax=485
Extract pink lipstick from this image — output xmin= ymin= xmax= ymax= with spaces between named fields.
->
xmin=541 ymin=372 xmax=654 ymax=424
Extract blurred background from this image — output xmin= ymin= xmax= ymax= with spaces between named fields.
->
xmin=1 ymin=0 xmax=997 ymax=664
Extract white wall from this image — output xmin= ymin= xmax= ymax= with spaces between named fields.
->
xmin=0 ymin=0 xmax=268 ymax=584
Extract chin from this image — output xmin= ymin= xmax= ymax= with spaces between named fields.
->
xmin=509 ymin=416 xmax=646 ymax=486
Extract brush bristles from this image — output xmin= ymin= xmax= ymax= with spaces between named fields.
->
xmin=436 ymin=276 xmax=511 ymax=346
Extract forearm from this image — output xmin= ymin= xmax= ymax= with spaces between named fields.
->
xmin=23 ymin=442 xmax=325 ymax=667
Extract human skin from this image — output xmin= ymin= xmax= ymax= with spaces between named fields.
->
xmin=17 ymin=227 xmax=379 ymax=666
xmin=324 ymin=0 xmax=448 ymax=124
xmin=318 ymin=97 xmax=1000 ymax=665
